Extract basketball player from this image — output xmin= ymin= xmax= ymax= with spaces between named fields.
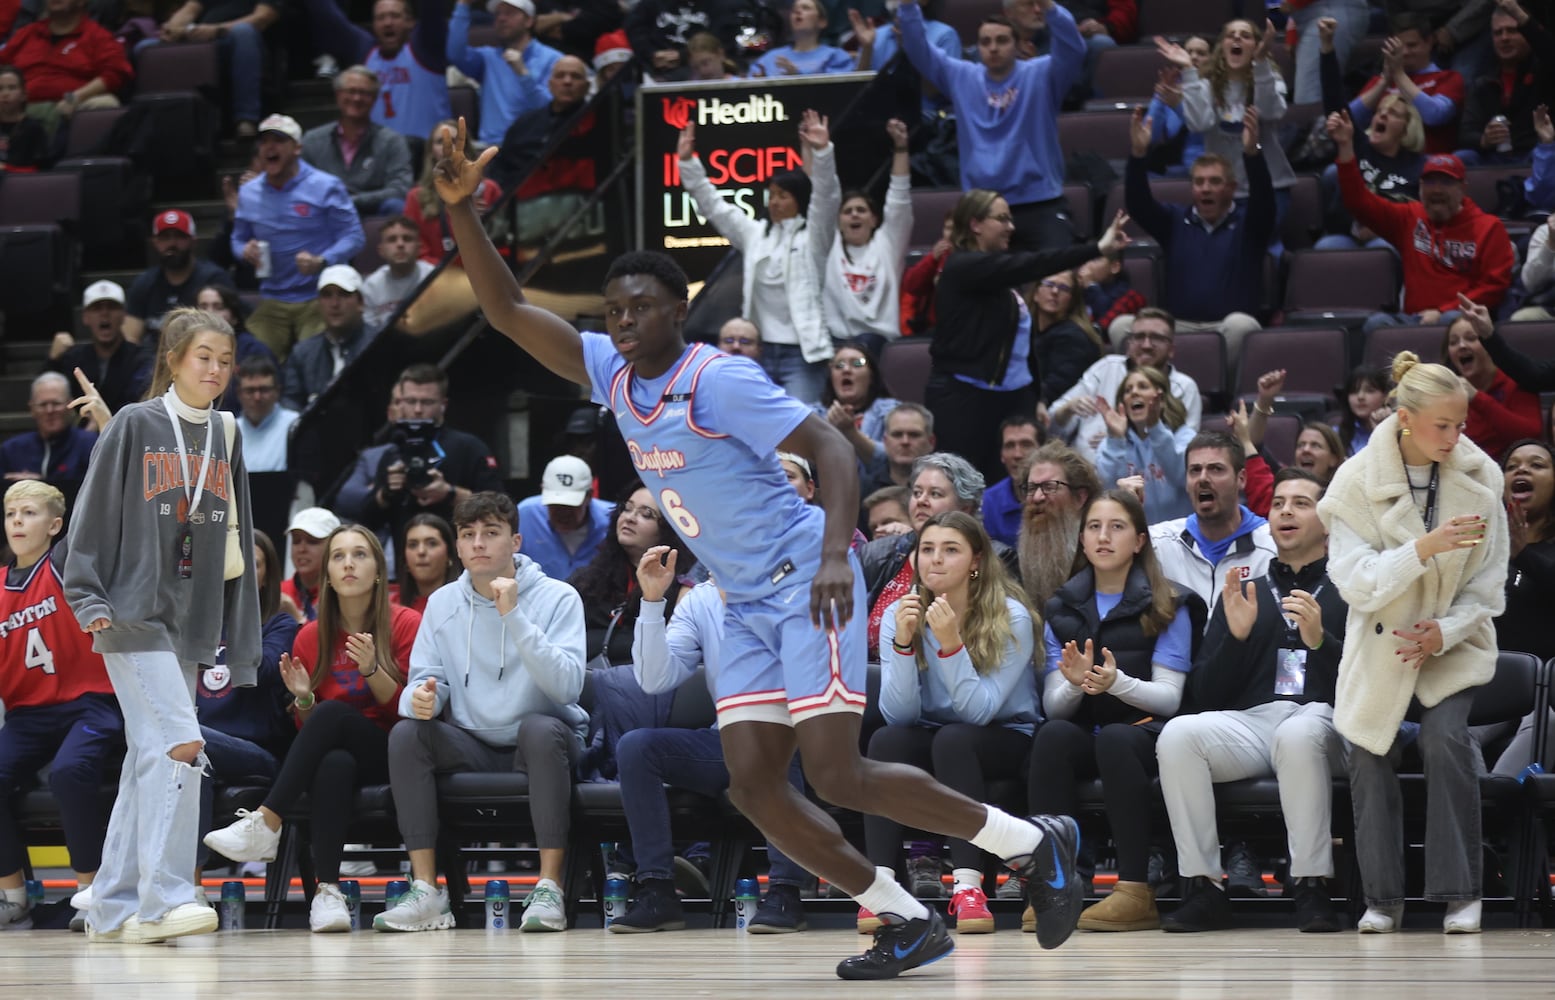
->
xmin=434 ymin=118 xmax=1084 ymax=980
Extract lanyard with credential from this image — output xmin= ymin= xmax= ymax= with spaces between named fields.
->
xmin=163 ymin=396 xmax=215 ymax=578
xmin=1267 ymin=576 xmax=1324 ymax=634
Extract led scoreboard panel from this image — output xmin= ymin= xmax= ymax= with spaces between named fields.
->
xmin=636 ymin=73 xmax=881 ymax=281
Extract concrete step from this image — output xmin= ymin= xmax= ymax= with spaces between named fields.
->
xmin=0 ymin=373 xmax=33 ymax=411
xmin=0 ymin=412 xmax=33 ymax=435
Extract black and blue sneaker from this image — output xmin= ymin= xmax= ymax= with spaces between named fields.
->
xmin=1019 ymin=814 xmax=1084 ymax=950
xmin=747 ymin=883 xmax=807 ymax=934
xmin=835 ymin=909 xmax=954 ymax=981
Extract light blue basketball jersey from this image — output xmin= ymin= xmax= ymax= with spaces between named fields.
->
xmin=580 ymin=333 xmax=826 ymax=604
xmin=368 ymin=46 xmax=451 ymax=142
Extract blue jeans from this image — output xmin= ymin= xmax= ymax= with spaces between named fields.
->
xmin=616 ymin=726 xmax=807 ymax=888
xmin=759 ymin=342 xmax=829 ymax=405
xmin=1313 ymin=233 xmax=1395 ymax=252
xmin=196 ymin=726 xmax=278 ymax=868
xmin=136 ymin=28 xmax=263 ymax=123
xmin=1363 ymin=309 xmax=1460 ymax=337
xmin=90 ymin=651 xmax=206 ymax=932
xmin=1290 ymin=0 xmax=1369 ymax=104
xmin=0 ymin=694 xmax=123 ymax=874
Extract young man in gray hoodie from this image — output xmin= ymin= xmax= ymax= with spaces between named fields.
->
xmin=375 ymin=490 xmax=587 ymax=933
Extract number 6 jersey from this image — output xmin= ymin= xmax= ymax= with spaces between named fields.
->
xmin=2 ymin=546 xmax=113 ymax=711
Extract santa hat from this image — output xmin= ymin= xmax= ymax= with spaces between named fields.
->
xmin=594 ymin=30 xmax=632 ymax=71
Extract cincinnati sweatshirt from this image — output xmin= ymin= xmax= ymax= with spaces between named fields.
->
xmin=64 ymin=393 xmax=261 ymax=683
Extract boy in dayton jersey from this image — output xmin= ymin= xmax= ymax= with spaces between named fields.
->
xmin=434 ymin=118 xmax=1083 ymax=980
xmin=0 ymin=481 xmax=121 ymax=930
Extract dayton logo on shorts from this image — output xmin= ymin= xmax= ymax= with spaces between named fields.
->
xmin=628 ymin=440 xmax=688 ymax=479
xmin=663 ymin=97 xmax=695 ymax=130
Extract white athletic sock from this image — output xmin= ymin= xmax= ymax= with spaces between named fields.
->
xmin=969 ymin=806 xmax=1043 ymax=865
xmin=951 ymin=868 xmax=983 ymax=893
xmin=1 ymin=886 xmax=25 ymax=905
xmin=854 ymin=867 xmax=930 ymax=925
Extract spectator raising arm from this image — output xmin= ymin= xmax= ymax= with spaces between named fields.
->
xmin=1125 ymin=106 xmax=1182 ymax=243
xmin=1461 ymin=291 xmax=1555 ymax=392
xmin=304 ymin=0 xmax=373 ymax=65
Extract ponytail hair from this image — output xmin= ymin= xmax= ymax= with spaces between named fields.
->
xmin=143 ymin=307 xmax=235 ymax=400
xmin=1389 ymin=350 xmax=1464 ymax=416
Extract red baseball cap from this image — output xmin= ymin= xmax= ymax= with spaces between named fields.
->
xmin=153 ymin=209 xmax=195 ymax=237
xmin=1420 ymin=154 xmax=1466 ymax=183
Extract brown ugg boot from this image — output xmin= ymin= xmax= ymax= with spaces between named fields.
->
xmin=1076 ymin=881 xmax=1159 ymax=931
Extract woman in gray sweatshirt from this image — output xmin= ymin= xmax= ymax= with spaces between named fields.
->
xmin=65 ymin=307 xmax=261 ymax=943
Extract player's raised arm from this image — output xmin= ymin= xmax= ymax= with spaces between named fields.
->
xmin=436 ymin=118 xmax=589 ymax=386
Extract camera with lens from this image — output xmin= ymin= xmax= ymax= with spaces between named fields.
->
xmin=387 ymin=419 xmax=442 ymax=491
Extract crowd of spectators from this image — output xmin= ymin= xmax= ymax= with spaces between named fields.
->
xmin=6 ymin=0 xmax=1555 ymax=946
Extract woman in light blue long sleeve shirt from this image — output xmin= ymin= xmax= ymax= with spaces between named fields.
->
xmin=863 ymin=510 xmax=1039 ymax=934
xmin=1096 ymin=366 xmax=1195 ymax=522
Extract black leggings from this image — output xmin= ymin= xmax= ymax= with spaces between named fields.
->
xmin=262 ymin=699 xmax=390 ymax=884
xmin=924 ymin=376 xmax=1036 ymax=487
xmin=864 ymin=722 xmax=1033 ymax=874
xmin=1027 ymin=720 xmax=1158 ymax=884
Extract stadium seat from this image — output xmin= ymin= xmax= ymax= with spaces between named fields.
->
xmin=940 ymin=0 xmax=1004 ymax=46
xmin=1281 ymin=167 xmax=1324 ymax=252
xmin=1282 ymin=247 xmax=1401 ymax=320
xmin=1102 ymin=176 xmax=1191 ymax=241
xmin=1362 ymin=324 xmax=1443 ymax=370
xmin=1497 ymin=321 xmax=1555 ymax=363
xmin=1057 ymin=110 xmax=1135 ymax=164
xmin=907 ymin=187 xmax=961 ymax=252
xmin=1261 ymin=412 xmax=1302 ymax=467
xmin=134 ymin=42 xmax=220 ymax=95
xmin=879 ymin=337 xmax=932 ymax=405
xmin=53 ymin=157 xmax=140 ymax=260
xmin=61 ymin=106 xmax=129 ymax=157
xmin=1092 ymin=44 xmax=1165 ymax=102
xmin=1171 ymin=329 xmax=1227 ymax=404
xmin=449 ymin=86 xmax=479 ymax=142
xmin=1235 ymin=326 xmax=1347 ymax=400
xmin=1137 ymin=0 xmax=1236 ymax=38
xmin=353 ymin=215 xmax=388 ymax=275
xmin=1064 ymin=181 xmax=1094 ymax=239
xmin=0 ymin=171 xmax=82 ymax=229
xmin=1118 ymin=249 xmax=1161 ymax=304
xmin=1464 ymin=165 xmax=1524 ymax=216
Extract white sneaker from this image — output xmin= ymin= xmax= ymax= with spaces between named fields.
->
xmin=372 ymin=879 xmax=454 ymax=932
xmin=339 ymin=844 xmax=376 ymax=878
xmin=122 ymin=902 xmax=219 ymax=943
xmin=1444 ymin=899 xmax=1482 ymax=934
xmin=0 ymin=898 xmax=32 ymax=931
xmin=314 ymin=53 xmax=339 ymax=78
xmin=238 ymin=862 xmax=267 ymax=879
xmin=1357 ymin=904 xmax=1403 ymax=934
xmin=204 ymin=809 xmax=280 ymax=863
xmin=70 ymin=883 xmax=93 ymax=911
xmin=520 ymin=878 xmax=566 ymax=932
xmin=310 ymin=883 xmax=353 ymax=933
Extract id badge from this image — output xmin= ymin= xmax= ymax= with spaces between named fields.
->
xmin=176 ymin=526 xmax=194 ymax=580
xmin=1275 ymin=647 xmax=1307 ymax=697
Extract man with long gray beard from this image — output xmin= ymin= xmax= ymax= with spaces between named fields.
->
xmin=1016 ymin=441 xmax=1099 ymax=611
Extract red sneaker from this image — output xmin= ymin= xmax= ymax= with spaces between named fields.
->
xmin=949 ymin=886 xmax=995 ymax=933
xmin=856 ymin=906 xmax=882 ymax=934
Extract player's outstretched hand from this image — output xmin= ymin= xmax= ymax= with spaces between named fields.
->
xmin=433 ymin=118 xmax=498 ymax=207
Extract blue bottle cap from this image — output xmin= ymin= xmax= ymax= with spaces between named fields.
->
xmin=735 ymin=877 xmax=759 ymax=897
xmin=221 ymin=880 xmax=244 ymax=900
xmin=339 ymin=880 xmax=360 ymax=897
xmin=485 ymin=879 xmax=510 ymax=898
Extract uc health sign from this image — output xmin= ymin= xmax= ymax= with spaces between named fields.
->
xmin=636 ymin=73 xmax=879 ymax=281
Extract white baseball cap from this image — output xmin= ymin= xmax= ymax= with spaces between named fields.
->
xmin=540 ymin=455 xmax=592 ymax=506
xmin=287 ymin=507 xmax=341 ymax=540
xmin=490 ymin=0 xmax=535 ymax=14
xmin=318 ymin=264 xmax=364 ymax=295
xmin=257 ymin=113 xmax=303 ymax=143
xmin=82 ymin=280 xmax=125 ymax=307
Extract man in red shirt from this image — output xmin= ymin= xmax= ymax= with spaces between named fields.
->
xmin=0 ymin=0 xmax=133 ymax=136
xmin=1330 ymin=110 xmax=1515 ymax=337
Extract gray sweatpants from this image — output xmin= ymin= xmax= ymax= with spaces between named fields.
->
xmin=387 ymin=715 xmax=580 ymax=852
xmin=1158 ymin=701 xmax=1342 ymax=881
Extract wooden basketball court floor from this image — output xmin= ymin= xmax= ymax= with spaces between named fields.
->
xmin=8 ymin=923 xmax=1555 ymax=999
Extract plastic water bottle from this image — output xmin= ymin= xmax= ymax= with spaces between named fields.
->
xmin=339 ymin=880 xmax=361 ymax=930
xmin=602 ymin=877 xmax=629 ymax=927
xmin=1518 ymin=762 xmax=1545 ymax=784
xmin=734 ymin=878 xmax=759 ymax=930
xmin=385 ymin=879 xmax=409 ymax=912
xmin=219 ymin=880 xmax=245 ymax=931
xmin=25 ymin=880 xmax=44 ymax=910
xmin=485 ymin=879 xmax=510 ymax=932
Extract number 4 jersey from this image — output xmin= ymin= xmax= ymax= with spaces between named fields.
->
xmin=581 ymin=334 xmax=826 ymax=604
xmin=1 ymin=547 xmax=113 ymax=711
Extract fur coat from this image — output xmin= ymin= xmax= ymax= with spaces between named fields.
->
xmin=1316 ymin=413 xmax=1508 ymax=755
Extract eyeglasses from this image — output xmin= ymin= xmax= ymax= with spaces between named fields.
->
xmin=831 ymin=358 xmax=869 ymax=370
xmin=619 ymin=502 xmax=661 ymax=522
xmin=1039 ymin=279 xmax=1073 ymax=293
xmin=987 ymin=213 xmax=1014 ymax=224
xmin=1020 ymin=480 xmax=1070 ymax=497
